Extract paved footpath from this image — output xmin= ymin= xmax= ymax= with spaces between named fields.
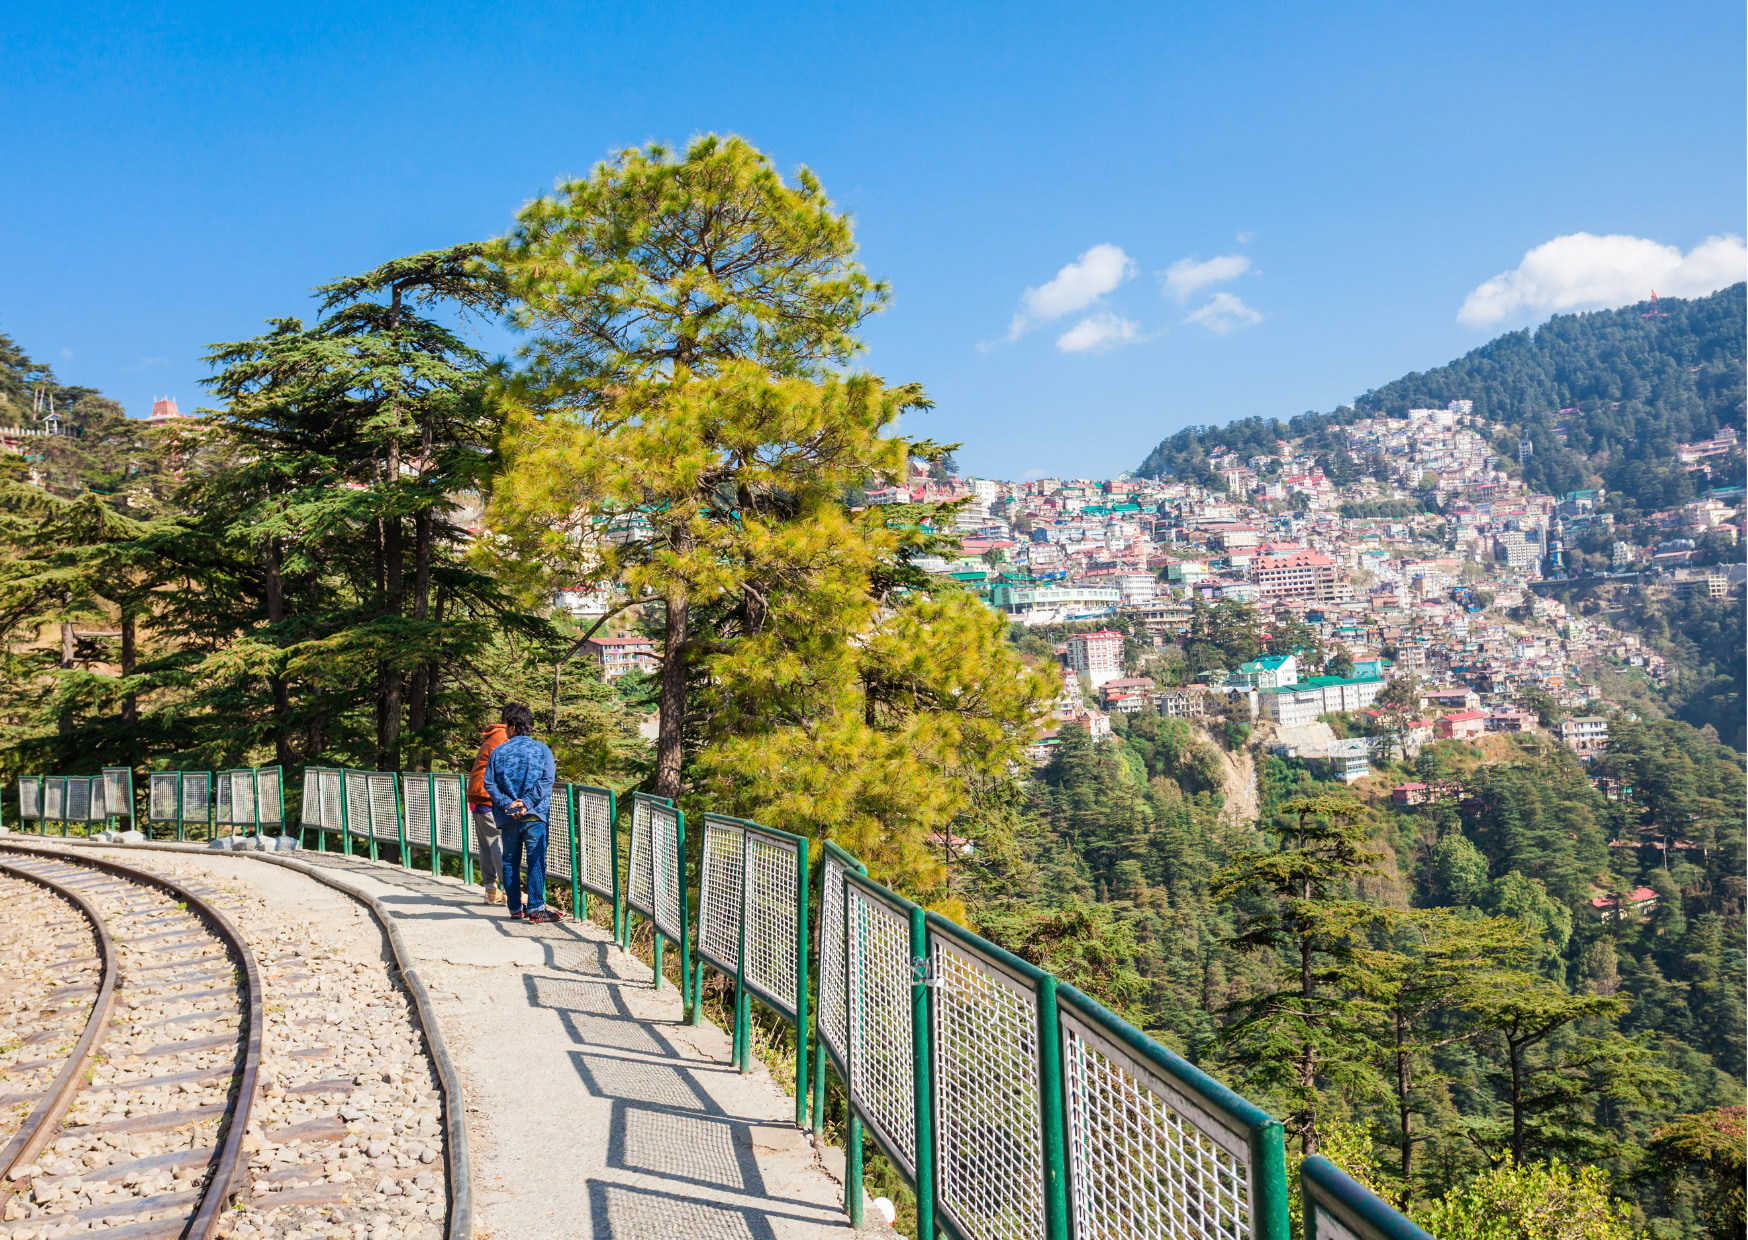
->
xmin=82 ymin=844 xmax=866 ymax=1240
xmin=291 ymin=852 xmax=863 ymax=1240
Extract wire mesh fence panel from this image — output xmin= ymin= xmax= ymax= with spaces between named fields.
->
xmin=652 ymin=801 xmax=685 ymax=942
xmin=256 ymin=768 xmax=282 ymax=826
xmin=182 ymin=775 xmax=210 ymax=827
xmin=43 ymin=778 xmax=66 ymax=821
xmin=403 ymin=776 xmax=433 ymax=848
xmin=344 ymin=771 xmax=370 ymax=840
xmin=847 ymin=882 xmax=919 ymax=1179
xmin=577 ymin=787 xmax=614 ymax=898
xmin=19 ymin=777 xmax=42 ymax=821
xmin=89 ymin=778 xmax=107 ymax=820
xmin=319 ymin=770 xmax=343 ymax=832
xmin=931 ymin=932 xmax=1045 ymax=1240
xmin=67 ymin=777 xmax=92 ymax=823
xmin=434 ymin=774 xmax=466 ymax=853
xmin=697 ymin=818 xmax=745 ymax=973
xmin=744 ymin=831 xmax=799 ymax=1016
xmin=1060 ymin=1003 xmax=1256 ymax=1240
xmin=818 ymin=854 xmax=849 ymax=1066
xmin=103 ymin=770 xmax=132 ymax=819
xmin=301 ymin=769 xmax=320 ymax=827
xmin=627 ymin=798 xmax=655 ymax=919
xmin=546 ymin=784 xmax=574 ymax=883
xmin=231 ymin=771 xmax=258 ymax=831
xmin=215 ymin=772 xmax=233 ymax=827
xmin=149 ymin=774 xmax=179 ymax=823
xmin=367 ymin=773 xmax=399 ymax=843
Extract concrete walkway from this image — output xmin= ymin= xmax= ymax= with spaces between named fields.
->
xmin=270 ymin=852 xmax=858 ymax=1240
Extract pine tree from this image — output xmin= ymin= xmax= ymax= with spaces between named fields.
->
xmin=1214 ymin=794 xmax=1390 ymax=1154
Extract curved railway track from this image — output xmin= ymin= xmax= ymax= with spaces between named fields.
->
xmin=0 ymin=846 xmax=263 ymax=1240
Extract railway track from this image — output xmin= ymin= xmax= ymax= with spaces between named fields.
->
xmin=0 ymin=846 xmax=263 ymax=1240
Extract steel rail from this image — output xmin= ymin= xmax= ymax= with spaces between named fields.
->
xmin=0 ymin=843 xmax=265 ymax=1240
xmin=0 ymin=858 xmax=121 ymax=1178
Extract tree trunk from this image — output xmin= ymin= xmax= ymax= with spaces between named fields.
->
xmin=58 ymin=610 xmax=75 ymax=735
xmin=1397 ymin=1013 xmax=1412 ymax=1187
xmin=265 ymin=537 xmax=293 ymax=768
xmin=120 ymin=612 xmax=138 ymax=729
xmin=655 ymin=589 xmax=690 ymax=800
xmin=407 ymin=505 xmax=433 ymax=752
xmin=378 ymin=284 xmax=407 ymax=768
xmin=1509 ymin=1037 xmax=1525 ymax=1164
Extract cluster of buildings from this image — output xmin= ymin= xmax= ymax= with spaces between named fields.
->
xmin=930 ymin=402 xmax=1745 ymax=781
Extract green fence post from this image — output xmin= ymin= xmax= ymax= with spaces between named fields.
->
xmin=653 ymin=933 xmax=664 ymax=991
xmin=608 ymin=788 xmax=622 ymax=942
xmin=690 ymin=957 xmax=705 ymax=1026
xmin=676 ymin=807 xmax=691 ymax=1012
xmin=1254 ymin=1117 xmax=1291 ymax=1240
xmin=733 ymin=823 xmax=749 ymax=1072
xmin=909 ymin=904 xmax=935 ymax=1240
xmin=793 ymin=843 xmax=810 ymax=1129
xmin=847 ymin=1108 xmax=865 ymax=1227
xmin=1037 ymin=974 xmax=1070 ymax=1240
xmin=569 ymin=786 xmax=583 ymax=921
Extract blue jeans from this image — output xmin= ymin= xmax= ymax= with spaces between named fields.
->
xmin=499 ymin=818 xmax=548 ymax=914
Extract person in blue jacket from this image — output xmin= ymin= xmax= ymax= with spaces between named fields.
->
xmin=481 ymin=703 xmax=564 ymax=923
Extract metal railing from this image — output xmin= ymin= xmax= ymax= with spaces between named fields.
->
xmin=692 ymin=813 xmax=811 ymax=1126
xmin=1301 ymin=1158 xmax=1434 ymax=1240
xmin=17 ymin=768 xmax=151 ymax=835
xmin=622 ymin=793 xmax=690 ymax=1003
xmin=816 ymin=858 xmax=1296 ymax=1240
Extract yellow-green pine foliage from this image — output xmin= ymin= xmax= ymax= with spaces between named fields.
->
xmin=1412 ymin=1160 xmax=1635 ymax=1240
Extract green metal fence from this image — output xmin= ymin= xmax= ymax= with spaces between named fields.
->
xmin=1301 ymin=1157 xmax=1434 ymax=1240
xmin=623 ymin=793 xmax=690 ymax=1004
xmin=146 ymin=770 xmax=214 ymax=839
xmin=693 ymin=813 xmax=811 ymax=1124
xmin=543 ymin=782 xmax=621 ymax=926
xmin=819 ymin=861 xmax=1294 ymax=1240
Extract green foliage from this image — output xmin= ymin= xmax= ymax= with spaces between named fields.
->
xmin=1341 ymin=499 xmax=1427 ymax=520
xmin=1412 ymin=1160 xmax=1636 ymax=1240
xmin=1645 ymin=1107 xmax=1746 ymax=1240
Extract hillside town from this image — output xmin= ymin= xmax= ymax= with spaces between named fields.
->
xmin=862 ymin=401 xmax=1747 ymax=780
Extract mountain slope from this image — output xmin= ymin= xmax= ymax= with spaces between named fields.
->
xmin=1137 ymin=283 xmax=1747 ymax=510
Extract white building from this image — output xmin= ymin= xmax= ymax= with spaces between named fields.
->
xmin=1066 ymin=630 xmax=1126 ymax=690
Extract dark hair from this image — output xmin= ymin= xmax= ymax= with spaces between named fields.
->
xmin=501 ymin=703 xmax=536 ymax=737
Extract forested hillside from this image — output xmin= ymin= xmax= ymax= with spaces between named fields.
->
xmin=1137 ymin=284 xmax=1746 ymax=515
xmin=961 ymin=614 xmax=1745 ymax=1235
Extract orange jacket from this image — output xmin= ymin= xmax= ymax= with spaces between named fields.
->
xmin=468 ymin=723 xmax=510 ymax=806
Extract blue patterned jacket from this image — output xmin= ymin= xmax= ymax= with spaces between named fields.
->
xmin=481 ymin=735 xmax=556 ymax=828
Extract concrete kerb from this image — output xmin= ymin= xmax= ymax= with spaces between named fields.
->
xmin=0 ymin=835 xmax=474 ymax=1240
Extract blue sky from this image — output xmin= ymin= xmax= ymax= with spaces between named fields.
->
xmin=4 ymin=1 xmax=1743 ymax=479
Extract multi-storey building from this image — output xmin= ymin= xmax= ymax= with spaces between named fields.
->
xmin=585 ymin=635 xmax=658 ymax=682
xmin=1253 ymin=550 xmax=1345 ymax=601
xmin=1065 ymin=630 xmax=1126 ymax=689
xmin=1556 ymin=716 xmax=1609 ymax=757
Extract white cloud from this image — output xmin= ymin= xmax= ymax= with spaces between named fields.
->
xmin=1185 ymin=292 xmax=1263 ymax=335
xmin=1020 ymin=468 xmax=1050 ymax=481
xmin=1235 ymin=231 xmax=1256 ymax=244
xmin=1056 ymin=313 xmax=1140 ymax=352
xmin=58 ymin=347 xmax=74 ymax=359
xmin=1160 ymin=253 xmax=1251 ymax=301
xmin=1458 ymin=232 xmax=1747 ymax=327
xmin=1009 ymin=243 xmax=1133 ymax=338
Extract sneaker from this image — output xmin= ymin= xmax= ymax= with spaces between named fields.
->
xmin=485 ymin=889 xmax=505 ymax=905
xmin=525 ymin=908 xmax=566 ymax=924
xmin=509 ymin=909 xmax=524 ymax=920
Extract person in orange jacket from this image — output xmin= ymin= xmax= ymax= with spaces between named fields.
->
xmin=468 ymin=715 xmax=510 ymax=904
